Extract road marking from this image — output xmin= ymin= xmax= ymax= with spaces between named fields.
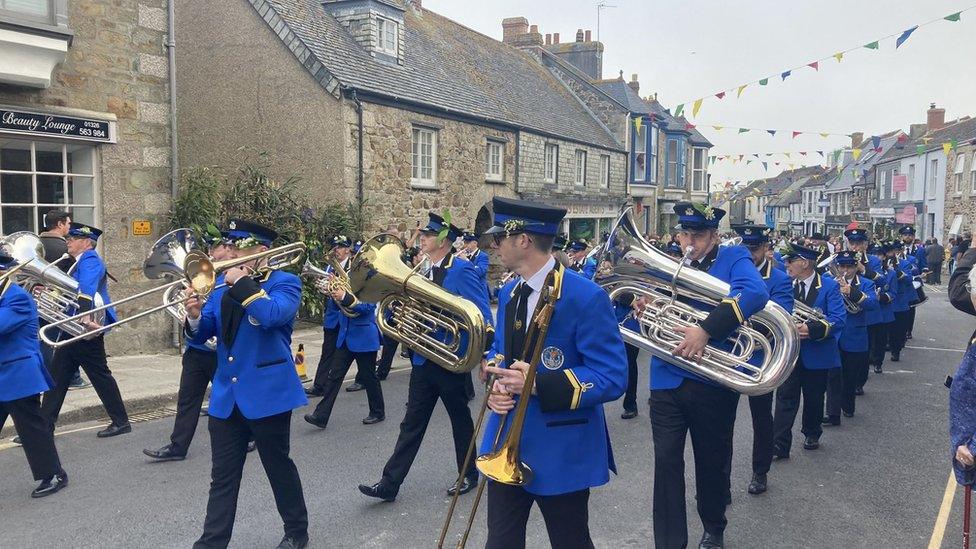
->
xmin=906 ymin=345 xmax=967 ymax=353
xmin=928 ymin=471 xmax=957 ymax=549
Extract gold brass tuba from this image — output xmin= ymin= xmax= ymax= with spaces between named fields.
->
xmin=596 ymin=206 xmax=799 ymax=395
xmin=344 ymin=233 xmax=487 ymax=374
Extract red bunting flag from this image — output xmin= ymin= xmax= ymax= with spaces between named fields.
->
xmin=684 ymin=123 xmax=696 ymax=130
xmin=715 ymin=91 xmax=726 ymax=99
xmin=799 ymin=152 xmax=807 ymax=156
xmin=808 ymin=61 xmax=819 ymax=71
xmin=792 ymin=131 xmax=802 ymax=138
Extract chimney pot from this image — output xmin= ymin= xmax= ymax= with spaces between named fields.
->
xmin=927 ymin=103 xmax=946 ymax=131
xmin=851 ymin=132 xmax=864 ymax=149
xmin=545 ymin=33 xmax=551 ymax=45
xmin=576 ymin=29 xmax=584 ymax=42
xmin=584 ymin=29 xmax=591 ymax=42
xmin=627 ymin=73 xmax=640 ymax=95
xmin=553 ymin=32 xmax=559 ymax=43
xmin=530 ymin=24 xmax=538 ymax=33
xmin=631 ymin=73 xmax=638 ymax=82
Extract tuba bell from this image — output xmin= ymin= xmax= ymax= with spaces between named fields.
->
xmin=344 ymin=234 xmax=487 ymax=374
xmin=595 ymin=207 xmax=799 ymax=395
xmin=144 ymin=228 xmax=201 ymax=322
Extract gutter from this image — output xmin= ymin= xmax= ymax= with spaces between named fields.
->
xmin=166 ymin=0 xmax=179 ymax=348
xmin=344 ymin=87 xmax=365 ymax=218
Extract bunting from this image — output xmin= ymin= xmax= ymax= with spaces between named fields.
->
xmin=852 ymin=148 xmax=862 ymax=160
xmin=692 ymin=98 xmax=704 ymax=117
xmin=633 ymin=116 xmax=642 ymax=135
xmin=896 ymin=26 xmax=918 ymax=48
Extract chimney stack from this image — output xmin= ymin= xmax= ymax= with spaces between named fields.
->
xmin=502 ymin=17 xmax=529 ymax=45
xmin=553 ymin=32 xmax=559 ymax=44
xmin=584 ymin=29 xmax=591 ymax=42
xmin=628 ymin=73 xmax=639 ymax=94
xmin=575 ymin=28 xmax=584 ymax=42
xmin=909 ymin=123 xmax=928 ymax=140
xmin=530 ymin=24 xmax=538 ymax=34
xmin=545 ymin=33 xmax=551 ymax=45
xmin=850 ymin=132 xmax=863 ymax=149
xmin=407 ymin=0 xmax=421 ymax=9
xmin=927 ymin=103 xmax=946 ymax=132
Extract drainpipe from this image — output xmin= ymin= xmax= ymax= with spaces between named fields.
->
xmin=349 ymin=88 xmax=364 ymax=220
xmin=166 ymin=0 xmax=180 ymax=347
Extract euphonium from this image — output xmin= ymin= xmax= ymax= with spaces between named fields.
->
xmin=301 ymin=257 xmax=356 ymax=318
xmin=344 ymin=233 xmax=487 ymax=374
xmin=595 ymin=207 xmax=799 ymax=395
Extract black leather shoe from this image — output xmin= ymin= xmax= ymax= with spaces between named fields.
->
xmin=143 ymin=444 xmax=186 ymax=462
xmin=621 ymin=409 xmax=638 ymax=420
xmin=362 ymin=414 xmax=385 ymax=425
xmin=875 ymin=364 xmax=884 ymax=373
xmin=11 ymin=435 xmax=21 ymax=445
xmin=304 ymin=386 xmax=324 ymax=397
xmin=748 ymin=473 xmax=767 ymax=495
xmin=359 ymin=481 xmax=397 ymax=502
xmin=906 ymin=332 xmax=913 ymax=340
xmin=854 ymin=386 xmax=864 ymax=396
xmin=803 ymin=437 xmax=820 ymax=450
xmin=843 ymin=411 xmax=854 ymax=418
xmin=246 ymin=440 xmax=256 ymax=453
xmin=304 ymin=413 xmax=328 ymax=429
xmin=31 ymin=470 xmax=67 ymax=498
xmin=822 ymin=415 xmax=840 ymax=426
xmin=276 ymin=534 xmax=309 ymax=549
xmin=772 ymin=445 xmax=790 ymax=460
xmin=96 ymin=423 xmax=131 ymax=438
xmin=891 ymin=352 xmax=900 ymax=362
xmin=447 ymin=476 xmax=479 ymax=496
xmin=699 ymin=531 xmax=724 ymax=548
xmin=345 ymin=382 xmax=365 ymax=392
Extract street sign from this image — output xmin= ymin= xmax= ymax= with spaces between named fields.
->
xmin=132 ymin=220 xmax=152 ymax=236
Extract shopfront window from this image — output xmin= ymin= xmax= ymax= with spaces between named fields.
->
xmin=0 ymin=139 xmax=96 ymax=233
xmin=569 ymin=218 xmax=595 ymax=241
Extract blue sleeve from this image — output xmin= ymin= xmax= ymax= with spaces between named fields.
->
xmin=74 ymin=254 xmax=105 ymax=312
xmin=821 ymin=282 xmax=846 ymax=340
xmin=916 ymin=248 xmax=928 ymax=270
xmin=473 ymin=252 xmax=489 ymax=279
xmin=858 ymin=278 xmax=879 ymax=312
xmin=455 ymin=263 xmax=494 ymax=329
xmin=188 ymin=292 xmax=218 ymax=345
xmin=582 ymin=258 xmax=597 ymax=280
xmin=770 ymin=274 xmax=794 ymax=314
xmin=238 ymin=276 xmax=301 ymax=329
xmin=350 ymin=299 xmax=375 ymax=317
xmin=0 ymin=289 xmax=34 ymax=335
xmin=700 ymin=251 xmax=769 ymax=340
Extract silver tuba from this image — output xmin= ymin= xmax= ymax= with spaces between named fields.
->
xmin=595 ymin=207 xmax=799 ymax=395
xmin=143 ymin=228 xmax=200 ymax=322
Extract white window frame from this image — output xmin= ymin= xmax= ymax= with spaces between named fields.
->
xmin=544 ymin=143 xmax=558 ymax=183
xmin=600 ymin=154 xmax=610 ymax=188
xmin=929 ymin=158 xmax=939 ymax=196
xmin=649 ymin=127 xmax=658 ymax=183
xmin=971 ymin=152 xmax=976 ymax=193
xmin=954 ymin=153 xmax=966 ymax=194
xmin=907 ymin=163 xmax=915 ymax=196
xmin=575 ymin=149 xmax=586 ymax=186
xmin=0 ymin=0 xmax=55 ymax=26
xmin=376 ymin=17 xmax=398 ymax=56
xmin=666 ymin=138 xmax=679 ymax=187
xmin=485 ymin=140 xmax=503 ymax=182
xmin=410 ymin=126 xmax=437 ymax=188
xmin=691 ymin=147 xmax=706 ymax=192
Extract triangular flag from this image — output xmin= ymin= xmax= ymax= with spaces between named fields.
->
xmin=817 ymin=151 xmax=824 ymax=158
xmin=852 ymin=148 xmax=862 ymax=160
xmin=738 ymin=155 xmax=744 ymax=161
xmin=774 ymin=162 xmax=781 ymax=166
xmin=833 ymin=52 xmax=844 ymax=62
xmin=922 ymin=137 xmax=933 ymax=143
xmin=685 ymin=123 xmax=696 ymax=130
xmin=759 ymin=78 xmax=769 ymax=86
xmin=943 ymin=142 xmax=954 ymax=155
xmin=799 ymin=151 xmax=808 ymax=156
xmin=945 ymin=12 xmax=962 ymax=22
xmin=753 ymin=154 xmax=760 ymax=159
xmin=808 ymin=61 xmax=819 ymax=71
xmin=896 ymin=26 xmax=918 ymax=49
xmin=872 ymin=135 xmax=881 ymax=150
xmin=766 ymin=153 xmax=773 ymax=157
xmin=820 ymin=133 xmax=830 ymax=138
xmin=715 ymin=91 xmax=726 ymax=100
xmin=746 ymin=160 xmax=753 ymax=165
xmin=737 ymin=84 xmax=748 ymax=98
xmin=864 ymin=41 xmax=879 ymax=50
xmin=781 ymin=70 xmax=791 ymax=81
xmin=712 ymin=126 xmax=723 ymax=131
xmin=633 ymin=116 xmax=642 ymax=134
xmin=738 ymin=128 xmax=750 ymax=134
xmin=767 ymin=129 xmax=777 ymax=136
xmin=692 ymin=98 xmax=704 ymax=117
xmin=762 ymin=162 xmax=768 ymax=171
xmin=916 ymin=144 xmax=926 ymax=155
xmin=792 ymin=131 xmax=802 ymax=139
xmin=674 ymin=104 xmax=684 ymax=117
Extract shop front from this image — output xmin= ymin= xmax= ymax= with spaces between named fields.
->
xmin=550 ymin=200 xmax=621 ymax=245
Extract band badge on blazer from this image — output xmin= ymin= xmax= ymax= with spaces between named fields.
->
xmin=541 ymin=346 xmax=564 ymax=370
xmin=248 ymin=315 xmax=261 ymax=326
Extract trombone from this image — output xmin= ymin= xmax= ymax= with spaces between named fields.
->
xmin=39 ymin=241 xmax=305 ymax=348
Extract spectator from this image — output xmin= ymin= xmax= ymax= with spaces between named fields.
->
xmin=926 ymin=237 xmax=945 ymax=284
xmin=947 ymin=242 xmax=976 ymax=487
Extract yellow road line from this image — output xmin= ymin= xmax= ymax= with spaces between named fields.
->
xmin=928 ymin=471 xmax=958 ymax=549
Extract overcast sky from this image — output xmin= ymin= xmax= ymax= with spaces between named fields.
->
xmin=424 ymin=0 xmax=976 ymax=190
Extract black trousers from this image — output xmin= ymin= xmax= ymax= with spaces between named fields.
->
xmin=747 ymin=391 xmax=774 ymax=476
xmin=168 ymin=348 xmax=218 ymax=455
xmin=485 ymin=482 xmax=594 ymax=549
xmin=376 ymin=335 xmax=399 ymax=379
xmin=650 ymin=379 xmax=739 ymax=548
xmin=0 ymin=394 xmax=63 ymax=480
xmin=194 ymin=406 xmax=307 ymax=549
xmin=825 ymin=350 xmax=866 ymax=417
xmin=772 ymin=363 xmax=829 ymax=451
xmin=868 ymin=323 xmax=888 ymax=369
xmin=311 ymin=345 xmax=384 ymax=424
xmin=381 ymin=362 xmax=476 ymax=488
xmin=930 ymin=262 xmax=943 ymax=284
xmin=40 ymin=336 xmax=128 ymax=429
xmin=621 ymin=343 xmax=641 ymax=412
xmin=311 ymin=327 xmax=339 ymax=392
xmin=890 ymin=311 xmax=911 ymax=354
xmin=907 ymin=306 xmax=917 ymax=335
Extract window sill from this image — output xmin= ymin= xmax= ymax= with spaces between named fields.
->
xmin=410 ymin=181 xmax=438 ymax=191
xmin=485 ymin=178 xmax=506 ymax=185
xmin=0 ymin=22 xmax=71 ymax=88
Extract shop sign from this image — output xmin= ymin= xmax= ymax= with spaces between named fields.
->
xmin=0 ymin=108 xmax=115 ymax=143
xmin=895 ymin=205 xmax=916 ymax=224
xmin=869 ymin=207 xmax=896 ymax=217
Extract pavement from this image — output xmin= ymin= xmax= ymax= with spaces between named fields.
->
xmin=0 ymin=284 xmax=972 ymax=548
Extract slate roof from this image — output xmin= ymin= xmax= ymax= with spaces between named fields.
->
xmin=879 ymin=117 xmax=976 ymax=163
xmin=259 ymin=0 xmax=623 ymax=150
xmin=593 ymin=79 xmax=712 ymax=147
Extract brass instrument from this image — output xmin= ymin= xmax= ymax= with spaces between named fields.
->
xmin=819 ymin=254 xmax=862 ymax=314
xmin=344 ymin=233 xmax=487 ymax=374
xmin=301 ymin=258 xmax=357 ymax=318
xmin=596 ymin=206 xmax=799 ymax=395
xmin=39 ymin=241 xmax=306 ymax=348
xmin=143 ymin=228 xmax=201 ymax=322
xmin=0 ymin=257 xmax=34 ymax=287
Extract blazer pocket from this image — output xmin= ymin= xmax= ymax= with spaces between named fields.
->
xmin=546 ymin=418 xmax=589 ymax=428
xmin=256 ymin=359 xmax=287 ymax=369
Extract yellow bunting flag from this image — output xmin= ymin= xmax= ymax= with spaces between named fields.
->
xmin=820 ymin=133 xmax=830 ymax=138
xmin=852 ymin=148 xmax=862 ymax=160
xmin=692 ymin=98 xmax=704 ymax=117
xmin=633 ymin=116 xmax=642 ymax=135
xmin=737 ymin=84 xmax=748 ymax=98
xmin=712 ymin=125 xmax=723 ymax=131
xmin=833 ymin=52 xmax=844 ymax=62
xmin=943 ymin=142 xmax=954 ymax=155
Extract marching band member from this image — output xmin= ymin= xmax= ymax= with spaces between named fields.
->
xmin=376 ymin=245 xmax=421 ymax=379
xmin=0 ymin=252 xmax=68 ymax=498
xmin=552 ymin=233 xmax=573 ymax=268
xmin=568 ymin=239 xmax=597 ymax=279
xmin=307 ymin=236 xmax=353 ymax=397
xmin=184 ymin=220 xmax=309 ymax=549
xmin=359 ymin=212 xmax=493 ymax=502
xmin=807 ymin=232 xmax=831 ymax=271
xmin=846 ymin=229 xmax=883 ymax=390
xmin=732 ymin=223 xmax=793 ymax=496
xmin=645 ymin=203 xmax=769 ymax=549
xmin=868 ymin=242 xmax=897 ymax=376
xmin=461 ymin=231 xmax=489 ymax=285
xmin=665 ymin=240 xmax=684 ymax=260
xmin=823 ymin=251 xmax=878 ymax=425
xmin=40 ymin=223 xmax=131 ymax=438
xmin=773 ymin=243 xmax=845 ymax=456
xmin=899 ymin=226 xmax=927 ymax=340
xmin=480 ymin=196 xmax=627 ymax=548
xmin=888 ymin=240 xmax=916 ymax=363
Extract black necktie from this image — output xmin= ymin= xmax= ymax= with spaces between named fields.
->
xmin=510 ymin=283 xmax=533 ymax=360
xmin=796 ymin=281 xmax=806 ymax=301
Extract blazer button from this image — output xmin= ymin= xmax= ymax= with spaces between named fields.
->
xmin=232 ymin=377 xmax=238 ymax=383
xmin=228 ymin=356 xmax=234 ymax=362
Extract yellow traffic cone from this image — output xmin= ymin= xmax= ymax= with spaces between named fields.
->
xmin=295 ymin=343 xmax=309 ymax=382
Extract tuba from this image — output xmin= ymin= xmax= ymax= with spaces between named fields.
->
xmin=144 ymin=228 xmax=201 ymax=321
xmin=595 ymin=207 xmax=799 ymax=395
xmin=344 ymin=233 xmax=487 ymax=374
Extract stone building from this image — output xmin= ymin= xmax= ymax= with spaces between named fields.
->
xmin=940 ymin=120 xmax=976 ymax=242
xmin=0 ymin=0 xmax=176 ymax=354
xmin=175 ymin=0 xmax=629 ymax=246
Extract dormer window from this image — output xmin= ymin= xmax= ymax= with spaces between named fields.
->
xmin=377 ymin=17 xmax=398 ymax=56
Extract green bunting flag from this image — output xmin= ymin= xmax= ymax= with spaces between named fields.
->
xmin=759 ymin=78 xmax=769 ymax=86
xmin=674 ymin=104 xmax=684 ymax=117
xmin=738 ymin=128 xmax=750 ymax=134
xmin=864 ymin=41 xmax=879 ymax=50
xmin=945 ymin=12 xmax=961 ymax=22
xmin=916 ymin=144 xmax=926 ymax=155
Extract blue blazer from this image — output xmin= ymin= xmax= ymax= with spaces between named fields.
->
xmin=836 ymin=274 xmax=879 ymax=353
xmin=877 ymin=267 xmax=897 ymax=323
xmin=482 ymin=265 xmax=627 ymax=496
xmin=411 ymin=254 xmax=494 ymax=367
xmin=863 ymin=254 xmax=884 ymax=325
xmin=795 ymin=272 xmax=845 ymax=369
xmin=760 ymin=258 xmax=794 ymax=314
xmin=189 ymin=270 xmax=307 ymax=419
xmin=893 ymin=258 xmax=916 ymax=312
xmin=576 ymin=256 xmax=597 ymax=280
xmin=469 ymin=249 xmax=489 ymax=284
xmin=914 ymin=244 xmax=928 ymax=271
xmin=651 ymin=245 xmax=769 ymax=390
xmin=335 ymin=298 xmax=381 ymax=353
xmin=74 ymin=249 xmax=116 ymax=324
xmin=772 ymin=251 xmax=786 ymax=271
xmin=0 ymin=281 xmax=53 ymax=402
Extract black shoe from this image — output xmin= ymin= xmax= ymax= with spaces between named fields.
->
xmin=891 ymin=352 xmax=900 ymax=362
xmin=304 ymin=413 xmax=328 ymax=429
xmin=246 ymin=440 xmax=256 ymax=453
xmin=447 ymin=476 xmax=479 ymax=496
xmin=359 ymin=481 xmax=397 ymax=502
xmin=96 ymin=422 xmax=131 ymax=438
xmin=31 ymin=470 xmax=67 ymax=498
xmin=699 ymin=531 xmax=724 ymax=549
xmin=875 ymin=364 xmax=884 ymax=373
xmin=142 ymin=444 xmax=186 ymax=462
xmin=399 ymin=350 xmax=409 ymax=359
xmin=854 ymin=386 xmax=864 ymax=396
xmin=200 ymin=406 xmax=209 ymax=416
xmin=362 ymin=414 xmax=385 ymax=425
xmin=11 ymin=435 xmax=21 ymax=445
xmin=772 ymin=445 xmax=790 ymax=460
xmin=822 ymin=415 xmax=840 ymax=426
xmin=304 ymin=386 xmax=324 ymax=397
xmin=906 ymin=332 xmax=913 ymax=340
xmin=276 ymin=534 xmax=309 ymax=549
xmin=748 ymin=473 xmax=767 ymax=495
xmin=843 ymin=411 xmax=854 ymax=418
xmin=621 ymin=409 xmax=638 ymax=420
xmin=345 ymin=382 xmax=365 ymax=392
xmin=803 ymin=437 xmax=820 ymax=450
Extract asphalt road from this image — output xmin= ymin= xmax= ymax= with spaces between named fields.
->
xmin=0 ymin=287 xmax=971 ymax=548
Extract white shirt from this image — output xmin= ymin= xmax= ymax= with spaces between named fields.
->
xmin=515 ymin=256 xmax=556 ymax=329
xmin=796 ymin=271 xmax=816 ymax=300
